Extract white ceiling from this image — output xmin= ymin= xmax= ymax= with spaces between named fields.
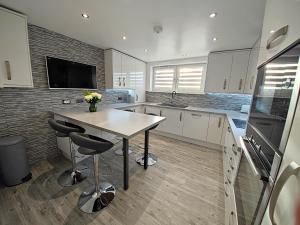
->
xmin=0 ymin=0 xmax=266 ymax=62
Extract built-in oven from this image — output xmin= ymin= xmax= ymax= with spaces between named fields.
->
xmin=236 ymin=39 xmax=300 ymax=225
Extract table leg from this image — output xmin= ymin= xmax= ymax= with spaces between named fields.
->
xmin=144 ymin=130 xmax=149 ymax=170
xmin=123 ymin=138 xmax=129 ymax=190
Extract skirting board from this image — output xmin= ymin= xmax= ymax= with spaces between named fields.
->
xmin=151 ymin=130 xmax=223 ymax=151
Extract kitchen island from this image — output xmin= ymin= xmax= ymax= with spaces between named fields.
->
xmin=53 ymin=108 xmax=165 ymax=190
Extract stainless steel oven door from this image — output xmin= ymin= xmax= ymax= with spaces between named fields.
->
xmin=235 ymin=137 xmax=275 ymax=225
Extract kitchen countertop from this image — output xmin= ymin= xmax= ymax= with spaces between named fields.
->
xmin=108 ymin=102 xmax=248 ymax=148
xmin=53 ymin=107 xmax=165 ymax=139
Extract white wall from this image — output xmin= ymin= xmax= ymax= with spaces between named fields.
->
xmin=146 ymin=56 xmax=208 ymax=91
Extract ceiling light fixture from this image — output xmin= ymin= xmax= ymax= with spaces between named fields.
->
xmin=213 ymin=37 xmax=217 ymax=41
xmin=81 ymin=13 xmax=89 ymax=19
xmin=270 ymin=30 xmax=275 ymax=34
xmin=144 ymin=49 xmax=148 ymax=53
xmin=209 ymin=12 xmax=217 ymax=18
xmin=122 ymin=36 xmax=127 ymax=40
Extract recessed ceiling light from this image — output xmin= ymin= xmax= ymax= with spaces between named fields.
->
xmin=209 ymin=12 xmax=217 ymax=18
xmin=81 ymin=13 xmax=89 ymax=19
xmin=144 ymin=49 xmax=148 ymax=53
xmin=122 ymin=36 xmax=127 ymax=40
xmin=213 ymin=37 xmax=217 ymax=41
xmin=270 ymin=30 xmax=275 ymax=34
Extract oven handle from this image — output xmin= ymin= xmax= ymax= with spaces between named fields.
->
xmin=240 ymin=136 xmax=265 ymax=179
xmin=269 ymin=161 xmax=300 ymax=225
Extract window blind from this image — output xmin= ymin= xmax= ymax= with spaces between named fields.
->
xmin=152 ymin=63 xmax=206 ymax=93
xmin=176 ymin=64 xmax=204 ymax=93
xmin=152 ymin=66 xmax=176 ymax=92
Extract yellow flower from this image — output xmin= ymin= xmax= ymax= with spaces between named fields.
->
xmin=91 ymin=92 xmax=102 ymax=99
xmin=84 ymin=95 xmax=93 ymax=101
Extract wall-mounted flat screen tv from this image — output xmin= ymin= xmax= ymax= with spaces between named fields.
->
xmin=46 ymin=56 xmax=97 ymax=89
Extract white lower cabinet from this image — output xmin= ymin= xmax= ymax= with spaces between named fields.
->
xmin=223 ymin=119 xmax=241 ymax=225
xmin=182 ymin=111 xmax=209 ymax=141
xmin=207 ymin=114 xmax=225 ymax=144
xmin=145 ymin=106 xmax=161 ymax=115
xmin=144 ymin=106 xmax=227 ymax=146
xmin=134 ymin=106 xmax=145 ymax=114
xmin=159 ymin=108 xmax=183 ymax=136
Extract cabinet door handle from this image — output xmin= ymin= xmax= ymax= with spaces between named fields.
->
xmin=229 ymin=211 xmax=235 ymax=225
xmin=123 ymin=77 xmax=126 ymax=86
xmin=159 ymin=110 xmax=162 ymax=116
xmin=223 ymin=78 xmax=227 ymax=90
xmin=227 ymin=126 xmax=231 ymax=133
xmin=224 ymin=181 xmax=229 ymax=197
xmin=118 ymin=77 xmax=121 ymax=86
xmin=136 ymin=94 xmax=138 ymax=101
xmin=269 ymin=162 xmax=300 ymax=225
xmin=144 ymin=107 xmax=146 ymax=114
xmin=239 ymin=78 xmax=243 ymax=90
xmin=266 ymin=25 xmax=289 ymax=50
xmin=191 ymin=113 xmax=202 ymax=117
xmin=250 ymin=76 xmax=255 ymax=90
xmin=218 ymin=117 xmax=222 ymax=128
xmin=5 ymin=60 xmax=12 ymax=80
xmin=179 ymin=112 xmax=182 ymax=122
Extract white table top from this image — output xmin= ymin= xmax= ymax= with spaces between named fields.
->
xmin=53 ymin=108 xmax=166 ymax=139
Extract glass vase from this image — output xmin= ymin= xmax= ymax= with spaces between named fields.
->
xmin=89 ymin=103 xmax=97 ymax=112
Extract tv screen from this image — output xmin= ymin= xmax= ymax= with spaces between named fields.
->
xmin=46 ymin=56 xmax=97 ymax=89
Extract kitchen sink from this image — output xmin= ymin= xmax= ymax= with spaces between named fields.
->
xmin=158 ymin=103 xmax=189 ymax=108
xmin=232 ymin=119 xmax=246 ymax=129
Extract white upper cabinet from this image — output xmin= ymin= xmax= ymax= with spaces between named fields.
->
xmin=105 ymin=49 xmax=146 ymax=102
xmin=0 ymin=7 xmax=33 ymax=88
xmin=105 ymin=49 xmax=122 ymax=88
xmin=258 ymin=0 xmax=300 ymax=66
xmin=135 ymin=60 xmax=146 ymax=102
xmin=228 ymin=51 xmax=250 ymax=93
xmin=122 ymin=54 xmax=135 ymax=89
xmin=205 ymin=52 xmax=233 ymax=93
xmin=205 ymin=50 xmax=251 ymax=94
xmin=244 ymin=38 xmax=261 ymax=94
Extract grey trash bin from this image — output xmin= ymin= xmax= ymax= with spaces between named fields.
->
xmin=0 ymin=136 xmax=32 ymax=186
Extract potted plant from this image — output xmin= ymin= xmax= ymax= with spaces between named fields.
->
xmin=84 ymin=91 xmax=102 ymax=112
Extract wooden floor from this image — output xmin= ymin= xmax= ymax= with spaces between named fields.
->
xmin=0 ymin=133 xmax=225 ymax=225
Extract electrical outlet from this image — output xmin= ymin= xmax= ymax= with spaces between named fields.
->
xmin=62 ymin=99 xmax=71 ymax=104
xmin=117 ymin=96 xmax=123 ymax=101
xmin=76 ymin=98 xmax=84 ymax=103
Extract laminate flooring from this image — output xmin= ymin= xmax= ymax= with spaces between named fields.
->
xmin=0 ymin=133 xmax=225 ymax=225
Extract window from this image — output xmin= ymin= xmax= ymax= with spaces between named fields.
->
xmin=152 ymin=63 xmax=206 ymax=93
xmin=152 ymin=66 xmax=176 ymax=92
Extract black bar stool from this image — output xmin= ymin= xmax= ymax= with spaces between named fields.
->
xmin=48 ymin=119 xmax=88 ymax=187
xmin=136 ymin=113 xmax=159 ymax=167
xmin=70 ymin=132 xmax=116 ymax=213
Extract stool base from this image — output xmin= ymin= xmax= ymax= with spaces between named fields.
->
xmin=78 ymin=182 xmax=116 ymax=213
xmin=57 ymin=165 xmax=89 ymax=187
xmin=136 ymin=153 xmax=157 ymax=166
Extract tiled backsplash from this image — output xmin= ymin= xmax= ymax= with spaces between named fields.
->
xmin=146 ymin=91 xmax=252 ymax=111
xmin=0 ymin=25 xmax=128 ymax=164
